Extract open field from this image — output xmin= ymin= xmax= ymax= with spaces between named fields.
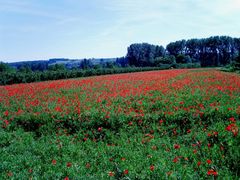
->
xmin=0 ymin=69 xmax=239 ymax=179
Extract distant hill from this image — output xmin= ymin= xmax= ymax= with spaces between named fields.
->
xmin=8 ymin=58 xmax=117 ymax=71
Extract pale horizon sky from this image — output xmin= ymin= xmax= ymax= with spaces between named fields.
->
xmin=1 ymin=0 xmax=240 ymax=62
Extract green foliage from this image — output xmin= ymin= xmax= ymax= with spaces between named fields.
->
xmin=0 ymin=66 xmax=181 ymax=85
xmin=176 ymin=54 xmax=192 ymax=64
xmin=126 ymin=43 xmax=165 ymax=67
xmin=232 ymin=55 xmax=240 ymax=70
xmin=166 ymin=36 xmax=240 ymax=67
xmin=0 ymin=62 xmax=15 ymax=73
xmin=154 ymin=55 xmax=176 ymax=65
xmin=48 ymin=64 xmax=66 ymax=71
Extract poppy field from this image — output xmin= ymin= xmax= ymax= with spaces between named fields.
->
xmin=0 ymin=69 xmax=239 ymax=179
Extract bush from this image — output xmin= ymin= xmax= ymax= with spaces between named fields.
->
xmin=176 ymin=54 xmax=192 ymax=64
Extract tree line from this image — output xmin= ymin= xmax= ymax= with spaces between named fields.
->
xmin=0 ymin=63 xmax=176 ymax=85
xmin=127 ymin=36 xmax=240 ymax=67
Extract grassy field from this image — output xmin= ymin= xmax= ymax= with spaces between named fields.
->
xmin=0 ymin=69 xmax=239 ymax=179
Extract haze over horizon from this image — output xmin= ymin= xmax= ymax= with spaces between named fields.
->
xmin=1 ymin=0 xmax=240 ymax=62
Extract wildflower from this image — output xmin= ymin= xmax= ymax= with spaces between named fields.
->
xmin=123 ymin=169 xmax=129 ymax=175
xmin=7 ymin=171 xmax=13 ymax=177
xmin=226 ymin=124 xmax=239 ymax=136
xmin=66 ymin=162 xmax=72 ymax=167
xmin=98 ymin=127 xmax=102 ymax=132
xmin=174 ymin=144 xmax=180 ymax=149
xmin=151 ymin=146 xmax=157 ymax=150
xmin=86 ymin=163 xmax=91 ymax=169
xmin=173 ymin=157 xmax=178 ymax=163
xmin=231 ymin=125 xmax=238 ymax=136
xmin=108 ymin=171 xmax=114 ymax=177
xmin=4 ymin=110 xmax=9 ymax=116
xmin=64 ymin=177 xmax=69 ymax=180
xmin=4 ymin=120 xmax=9 ymax=126
xmin=207 ymin=169 xmax=218 ymax=176
xmin=226 ymin=124 xmax=232 ymax=131
xmin=150 ymin=165 xmax=155 ymax=171
xmin=52 ymin=159 xmax=57 ymax=165
xmin=138 ymin=120 xmax=143 ymax=125
xmin=206 ymin=159 xmax=212 ymax=164
xmin=121 ymin=157 xmax=126 ymax=161
xmin=197 ymin=161 xmax=201 ymax=166
xmin=159 ymin=119 xmax=164 ymax=125
xmin=229 ymin=117 xmax=235 ymax=123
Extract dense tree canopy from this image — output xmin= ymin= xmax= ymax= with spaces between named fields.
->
xmin=127 ymin=36 xmax=240 ymax=67
xmin=126 ymin=43 xmax=165 ymax=67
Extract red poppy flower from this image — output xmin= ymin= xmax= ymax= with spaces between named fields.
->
xmin=159 ymin=119 xmax=164 ymax=124
xmin=98 ymin=127 xmax=102 ymax=132
xmin=66 ymin=162 xmax=72 ymax=167
xmin=52 ymin=159 xmax=57 ymax=165
xmin=7 ymin=172 xmax=13 ymax=177
xmin=4 ymin=120 xmax=9 ymax=126
xmin=121 ymin=157 xmax=126 ymax=161
xmin=174 ymin=144 xmax=180 ymax=149
xmin=206 ymin=159 xmax=212 ymax=164
xmin=128 ymin=121 xmax=133 ymax=126
xmin=108 ymin=171 xmax=114 ymax=176
xmin=226 ymin=124 xmax=232 ymax=131
xmin=151 ymin=146 xmax=157 ymax=150
xmin=173 ymin=157 xmax=178 ymax=163
xmin=207 ymin=169 xmax=218 ymax=176
xmin=150 ymin=165 xmax=154 ymax=171
xmin=229 ymin=117 xmax=235 ymax=122
xmin=86 ymin=163 xmax=91 ymax=169
xmin=123 ymin=169 xmax=129 ymax=175
xmin=4 ymin=110 xmax=9 ymax=116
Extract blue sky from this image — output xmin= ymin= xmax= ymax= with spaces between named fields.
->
xmin=1 ymin=0 xmax=240 ymax=62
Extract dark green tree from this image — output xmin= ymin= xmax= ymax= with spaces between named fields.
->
xmin=0 ymin=62 xmax=14 ymax=72
xmin=127 ymin=43 xmax=165 ymax=67
xmin=48 ymin=64 xmax=66 ymax=71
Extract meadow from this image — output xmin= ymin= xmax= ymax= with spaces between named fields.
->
xmin=0 ymin=69 xmax=239 ymax=179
